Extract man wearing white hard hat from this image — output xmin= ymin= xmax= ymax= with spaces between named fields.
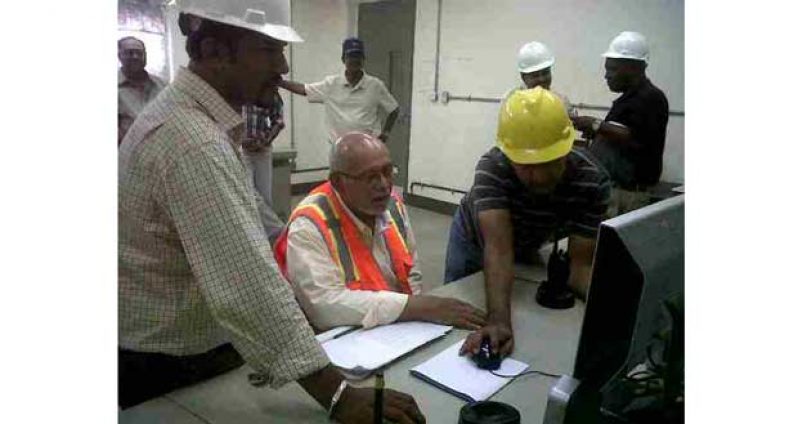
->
xmin=508 ymin=41 xmax=575 ymax=117
xmin=118 ymin=1 xmax=425 ymax=421
xmin=571 ymin=31 xmax=669 ymax=216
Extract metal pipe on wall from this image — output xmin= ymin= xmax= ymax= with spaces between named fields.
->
xmin=289 ymin=0 xmax=296 ymax=150
xmin=410 ymin=181 xmax=467 ymax=196
xmin=431 ymin=0 xmax=442 ymax=102
xmin=292 ymin=166 xmax=329 ymax=174
xmin=439 ymin=90 xmax=686 ymax=117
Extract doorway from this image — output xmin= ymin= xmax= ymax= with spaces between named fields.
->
xmin=357 ymin=0 xmax=416 ymax=191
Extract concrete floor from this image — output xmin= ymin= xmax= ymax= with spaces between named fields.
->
xmin=404 ymin=205 xmax=453 ymax=293
xmin=290 ymin=195 xmax=454 ymax=294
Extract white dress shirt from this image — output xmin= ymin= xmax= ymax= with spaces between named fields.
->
xmin=286 ymin=190 xmax=422 ymax=331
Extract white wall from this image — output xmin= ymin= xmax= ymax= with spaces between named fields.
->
xmin=408 ymin=0 xmax=685 ymax=204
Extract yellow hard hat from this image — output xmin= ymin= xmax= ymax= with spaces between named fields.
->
xmin=496 ymin=87 xmax=575 ymax=164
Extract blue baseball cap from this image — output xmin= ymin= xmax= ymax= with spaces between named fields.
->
xmin=342 ymin=37 xmax=365 ymax=57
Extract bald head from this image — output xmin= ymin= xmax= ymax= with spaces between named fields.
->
xmin=329 ymin=132 xmax=393 ymax=221
xmin=329 ymin=132 xmax=388 ymax=174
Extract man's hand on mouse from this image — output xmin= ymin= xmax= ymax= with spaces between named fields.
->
xmin=459 ymin=321 xmax=514 ymax=358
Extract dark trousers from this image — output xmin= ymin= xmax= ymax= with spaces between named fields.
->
xmin=444 ymin=208 xmax=548 ymax=284
xmin=119 ymin=343 xmax=244 ymax=409
xmin=444 ymin=208 xmax=485 ymax=284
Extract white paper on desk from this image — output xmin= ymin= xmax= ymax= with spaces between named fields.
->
xmin=321 ymin=322 xmax=452 ymax=373
xmin=410 ymin=339 xmax=529 ymax=403
xmin=315 ymin=326 xmax=356 ymax=344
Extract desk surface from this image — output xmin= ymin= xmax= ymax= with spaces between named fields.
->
xmin=120 ymin=269 xmax=584 ymax=424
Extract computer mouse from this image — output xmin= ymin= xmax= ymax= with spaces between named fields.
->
xmin=472 ymin=338 xmax=502 ymax=370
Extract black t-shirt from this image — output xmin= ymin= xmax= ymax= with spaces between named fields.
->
xmin=590 ymin=77 xmax=669 ymax=188
xmin=459 ymin=147 xmax=611 ymax=262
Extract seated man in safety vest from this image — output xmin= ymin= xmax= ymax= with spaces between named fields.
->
xmin=274 ymin=132 xmax=486 ymax=331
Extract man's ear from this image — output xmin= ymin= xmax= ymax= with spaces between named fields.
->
xmin=330 ymin=173 xmax=344 ymax=192
xmin=199 ymin=37 xmax=233 ymax=64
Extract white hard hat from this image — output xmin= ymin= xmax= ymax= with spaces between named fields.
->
xmin=602 ymin=31 xmax=648 ymax=62
xmin=172 ymin=0 xmax=303 ymax=43
xmin=517 ymin=41 xmax=555 ymax=73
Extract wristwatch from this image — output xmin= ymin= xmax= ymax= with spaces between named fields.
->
xmin=327 ymin=380 xmax=349 ymax=418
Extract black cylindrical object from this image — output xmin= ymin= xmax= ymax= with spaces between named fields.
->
xmin=459 ymin=401 xmax=521 ymax=424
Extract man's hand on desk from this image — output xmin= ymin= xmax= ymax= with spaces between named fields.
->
xmin=459 ymin=321 xmax=514 ymax=358
xmin=335 ymin=386 xmax=426 ymax=424
xmin=399 ymin=295 xmax=487 ymax=330
xmin=298 ymin=365 xmax=425 ymax=423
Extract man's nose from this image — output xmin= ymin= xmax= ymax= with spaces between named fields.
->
xmin=278 ymin=54 xmax=289 ymax=75
xmin=374 ymin=173 xmax=392 ymax=190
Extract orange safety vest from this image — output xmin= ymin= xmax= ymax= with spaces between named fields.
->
xmin=274 ymin=182 xmax=413 ymax=294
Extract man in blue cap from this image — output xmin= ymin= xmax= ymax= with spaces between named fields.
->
xmin=279 ymin=37 xmax=400 ymax=145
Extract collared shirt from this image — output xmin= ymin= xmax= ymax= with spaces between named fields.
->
xmin=118 ymin=70 xmax=166 ymax=144
xmin=305 ymin=72 xmax=399 ymax=143
xmin=285 ymin=188 xmax=422 ymax=331
xmin=459 ymin=147 xmax=611 ymax=262
xmin=590 ymin=77 xmax=669 ymax=188
xmin=118 ymin=67 xmax=327 ymax=389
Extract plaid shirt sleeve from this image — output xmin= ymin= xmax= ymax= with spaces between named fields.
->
xmin=160 ymin=137 xmax=329 ymax=388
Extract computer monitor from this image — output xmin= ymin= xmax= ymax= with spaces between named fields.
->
xmin=544 ymin=195 xmax=684 ymax=424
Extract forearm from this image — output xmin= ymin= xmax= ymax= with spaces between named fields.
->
xmin=567 ymin=235 xmax=597 ymax=298
xmin=595 ymin=121 xmax=635 ymax=147
xmin=382 ymin=108 xmax=399 ymax=135
xmin=308 ymin=289 xmax=409 ymax=329
xmin=297 ymin=364 xmax=345 ymax=410
xmin=397 ymin=295 xmax=436 ymax=322
xmin=278 ymin=79 xmax=307 ymax=96
xmin=483 ymin=247 xmax=514 ymax=325
xmin=568 ymin=262 xmax=592 ymax=299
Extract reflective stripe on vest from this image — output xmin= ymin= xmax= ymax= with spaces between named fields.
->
xmin=275 ymin=182 xmax=413 ymax=294
xmin=289 ymin=193 xmax=358 ymax=283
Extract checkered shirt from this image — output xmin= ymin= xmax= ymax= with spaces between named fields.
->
xmin=118 ymin=68 xmax=328 ymax=388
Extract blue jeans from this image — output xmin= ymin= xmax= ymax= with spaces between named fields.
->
xmin=444 ymin=208 xmax=485 ymax=283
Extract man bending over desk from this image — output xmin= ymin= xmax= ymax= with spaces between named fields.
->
xmin=445 ymin=89 xmax=611 ymax=358
xmin=274 ymin=132 xmax=486 ymax=331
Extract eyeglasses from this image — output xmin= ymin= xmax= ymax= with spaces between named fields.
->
xmin=338 ymin=164 xmax=396 ymax=186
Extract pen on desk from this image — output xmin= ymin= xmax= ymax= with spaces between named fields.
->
xmin=374 ymin=372 xmax=384 ymax=424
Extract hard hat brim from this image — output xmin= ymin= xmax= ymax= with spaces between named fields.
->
xmin=223 ymin=19 xmax=304 ymax=43
xmin=601 ymin=51 xmax=646 ymax=62
xmin=181 ymin=7 xmax=304 ymax=43
xmin=518 ymin=58 xmax=555 ymax=74
xmin=498 ymin=126 xmax=575 ymax=165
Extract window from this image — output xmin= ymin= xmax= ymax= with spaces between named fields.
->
xmin=118 ymin=0 xmax=168 ymax=80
